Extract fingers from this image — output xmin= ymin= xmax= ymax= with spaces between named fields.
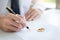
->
xmin=4 ymin=29 xmax=13 ymax=32
xmin=9 ymin=20 xmax=21 ymax=28
xmin=4 ymin=13 xmax=26 ymax=32
xmin=6 ymin=13 xmax=21 ymax=22
xmin=28 ymin=12 xmax=39 ymax=21
xmin=28 ymin=9 xmax=41 ymax=21
xmin=27 ymin=10 xmax=37 ymax=21
xmin=26 ymin=10 xmax=40 ymax=21
xmin=5 ymin=20 xmax=22 ymax=32
xmin=25 ymin=9 xmax=35 ymax=20
xmin=16 ymin=15 xmax=26 ymax=27
xmin=26 ymin=8 xmax=41 ymax=21
xmin=0 ymin=13 xmax=26 ymax=32
xmin=4 ymin=23 xmax=23 ymax=32
xmin=25 ymin=8 xmax=34 ymax=16
xmin=31 ymin=13 xmax=40 ymax=21
xmin=7 ymin=13 xmax=26 ymax=27
xmin=10 ymin=20 xmax=25 ymax=29
xmin=6 ymin=25 xmax=20 ymax=32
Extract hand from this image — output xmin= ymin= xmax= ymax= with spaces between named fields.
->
xmin=25 ymin=8 xmax=41 ymax=21
xmin=0 ymin=13 xmax=26 ymax=32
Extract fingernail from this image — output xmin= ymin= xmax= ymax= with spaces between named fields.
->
xmin=19 ymin=25 xmax=22 ymax=29
xmin=32 ymin=19 xmax=34 ymax=21
xmin=15 ymin=14 xmax=19 ymax=16
xmin=28 ymin=19 xmax=31 ymax=21
xmin=16 ymin=21 xmax=20 ymax=24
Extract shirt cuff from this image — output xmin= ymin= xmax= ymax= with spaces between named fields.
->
xmin=32 ymin=3 xmax=46 ymax=12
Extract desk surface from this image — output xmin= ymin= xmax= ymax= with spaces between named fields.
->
xmin=0 ymin=9 xmax=60 ymax=40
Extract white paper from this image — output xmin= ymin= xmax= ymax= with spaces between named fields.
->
xmin=15 ymin=22 xmax=60 ymax=40
xmin=0 ymin=30 xmax=23 ymax=40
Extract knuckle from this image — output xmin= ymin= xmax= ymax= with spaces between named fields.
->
xmin=6 ymin=13 xmax=12 ymax=16
xmin=23 ymin=23 xmax=26 ymax=26
xmin=3 ymin=28 xmax=7 ymax=32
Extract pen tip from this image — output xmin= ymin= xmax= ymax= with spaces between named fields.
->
xmin=26 ymin=26 xmax=30 ymax=30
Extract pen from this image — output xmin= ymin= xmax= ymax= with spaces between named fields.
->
xmin=6 ymin=7 xmax=30 ymax=30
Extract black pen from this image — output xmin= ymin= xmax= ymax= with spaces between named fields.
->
xmin=6 ymin=7 xmax=30 ymax=30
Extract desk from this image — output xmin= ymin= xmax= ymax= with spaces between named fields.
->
xmin=0 ymin=9 xmax=60 ymax=40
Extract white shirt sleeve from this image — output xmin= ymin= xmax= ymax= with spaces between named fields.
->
xmin=32 ymin=2 xmax=46 ymax=12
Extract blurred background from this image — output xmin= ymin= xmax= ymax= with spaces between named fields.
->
xmin=42 ymin=0 xmax=56 ymax=9
xmin=34 ymin=0 xmax=56 ymax=10
xmin=56 ymin=0 xmax=60 ymax=9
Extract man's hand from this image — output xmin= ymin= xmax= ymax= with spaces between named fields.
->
xmin=0 ymin=13 xmax=26 ymax=32
xmin=25 ymin=8 xmax=41 ymax=21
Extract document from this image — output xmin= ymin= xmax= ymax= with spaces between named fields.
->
xmin=0 ymin=20 xmax=60 ymax=40
xmin=0 ymin=30 xmax=23 ymax=40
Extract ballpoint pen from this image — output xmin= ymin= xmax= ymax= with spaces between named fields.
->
xmin=6 ymin=7 xmax=30 ymax=30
